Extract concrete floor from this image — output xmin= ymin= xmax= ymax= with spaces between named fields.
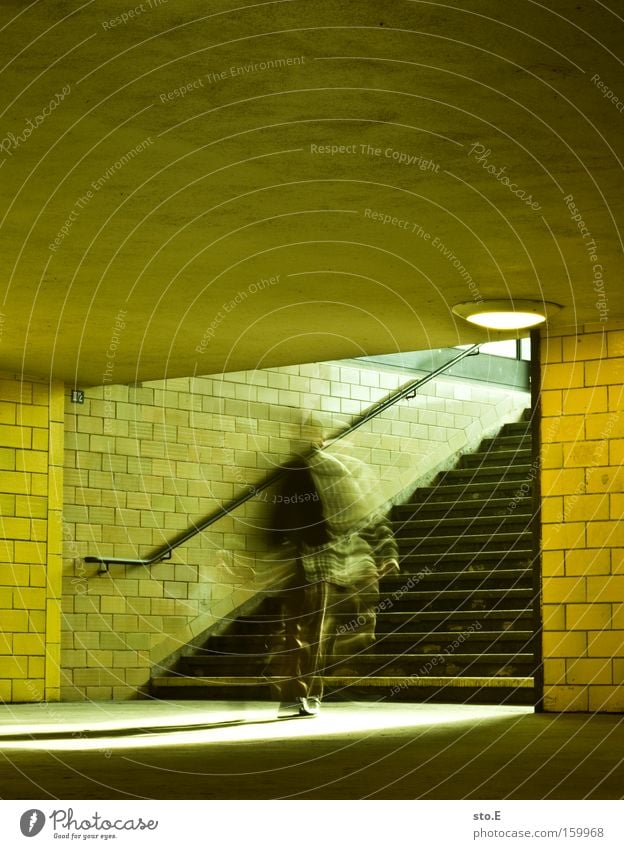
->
xmin=0 ymin=701 xmax=622 ymax=799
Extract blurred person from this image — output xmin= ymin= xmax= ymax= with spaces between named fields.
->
xmin=269 ymin=445 xmax=398 ymax=716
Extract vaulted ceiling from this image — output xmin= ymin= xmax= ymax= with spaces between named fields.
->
xmin=1 ymin=0 xmax=623 ymax=384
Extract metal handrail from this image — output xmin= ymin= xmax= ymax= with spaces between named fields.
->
xmin=85 ymin=344 xmax=479 ymax=572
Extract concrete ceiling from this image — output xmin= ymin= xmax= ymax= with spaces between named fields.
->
xmin=1 ymin=0 xmax=623 ymax=385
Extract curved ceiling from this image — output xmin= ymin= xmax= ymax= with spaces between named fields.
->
xmin=1 ymin=0 xmax=623 ymax=384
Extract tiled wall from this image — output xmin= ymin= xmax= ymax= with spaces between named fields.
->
xmin=62 ymin=360 xmax=528 ymax=700
xmin=541 ymin=322 xmax=624 ymax=712
xmin=0 ymin=374 xmax=64 ymax=702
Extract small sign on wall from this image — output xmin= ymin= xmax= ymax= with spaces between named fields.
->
xmin=70 ymin=389 xmax=85 ymax=404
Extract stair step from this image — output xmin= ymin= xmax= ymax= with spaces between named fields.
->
xmin=212 ymin=607 xmax=534 ymax=638
xmin=179 ymin=639 xmax=538 ymax=673
xmin=383 ymin=566 xmax=532 ymax=581
xmin=393 ymin=515 xmax=531 ymax=535
xmin=200 ymin=618 xmax=534 ymax=645
xmin=407 ymin=481 xmax=532 ymax=501
xmin=366 ymin=587 xmax=534 ymax=606
xmin=181 ymin=657 xmax=267 ymax=674
xmin=151 ymin=674 xmax=534 ymax=688
xmin=328 ymin=653 xmax=536 ymax=677
xmin=369 ymin=588 xmax=534 ymax=609
xmin=399 ymin=548 xmax=532 ymax=565
xmin=480 ymin=432 xmax=531 ymax=448
xmin=150 ymin=675 xmax=535 ymax=705
xmin=365 ymin=631 xmax=534 ymax=653
xmin=397 ymin=547 xmax=531 ymax=561
xmin=174 ymin=651 xmax=536 ymax=679
xmin=153 ymin=675 xmax=278 ymax=687
xmin=500 ymin=418 xmax=533 ymax=434
xmin=438 ymin=465 xmax=533 ymax=484
xmin=394 ymin=497 xmax=531 ymax=518
xmin=326 ymin=651 xmax=535 ymax=664
xmin=461 ymin=449 xmax=532 ymax=467
xmin=379 ymin=568 xmax=532 ymax=591
xmin=372 ymin=609 xmax=533 ymax=632
xmin=200 ymin=629 xmax=534 ymax=656
xmin=397 ymin=531 xmax=532 ymax=552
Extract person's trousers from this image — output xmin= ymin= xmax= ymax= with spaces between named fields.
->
xmin=268 ymin=577 xmax=333 ymax=701
xmin=266 ymin=572 xmax=381 ymax=701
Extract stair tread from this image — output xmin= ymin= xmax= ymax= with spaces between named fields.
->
xmin=204 ymin=629 xmax=534 ymax=642
xmin=399 ymin=550 xmax=533 ymax=561
xmin=184 ymin=647 xmax=534 ymax=661
xmin=480 ymin=441 xmax=531 ymax=450
xmin=394 ymin=514 xmax=532 ymax=525
xmin=394 ymin=523 xmax=531 ymax=537
xmin=382 ymin=568 xmax=532 ymax=581
xmin=197 ymin=636 xmax=535 ymax=655
xmin=399 ymin=548 xmax=533 ymax=554
xmin=152 ymin=675 xmax=534 ymax=688
xmin=395 ymin=497 xmax=531 ymax=512
xmin=241 ymin=607 xmax=534 ymax=621
xmin=445 ymin=459 xmax=532 ymax=469
xmin=355 ymin=588 xmax=533 ymax=599
xmin=440 ymin=469 xmax=532 ymax=481
xmin=464 ymin=458 xmax=531 ymax=468
xmin=325 ymin=675 xmax=534 ymax=687
xmin=470 ymin=447 xmax=531 ymax=456
xmin=413 ymin=481 xmax=532 ymax=495
xmin=373 ymin=609 xmax=533 ymax=620
xmin=397 ymin=531 xmax=532 ymax=543
xmin=329 ymin=652 xmax=535 ymax=661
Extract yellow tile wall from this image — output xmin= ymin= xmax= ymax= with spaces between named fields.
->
xmin=541 ymin=322 xmax=624 ymax=712
xmin=62 ymin=361 xmax=529 ymax=699
xmin=0 ymin=374 xmax=64 ymax=703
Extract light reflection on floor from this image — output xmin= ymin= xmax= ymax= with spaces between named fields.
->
xmin=0 ymin=701 xmax=533 ymax=752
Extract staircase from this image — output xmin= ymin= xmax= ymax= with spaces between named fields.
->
xmin=151 ymin=413 xmax=537 ymax=705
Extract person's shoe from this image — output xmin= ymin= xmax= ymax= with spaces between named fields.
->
xmin=298 ymin=696 xmax=321 ymax=716
xmin=278 ymin=696 xmax=321 ymax=717
xmin=278 ymin=701 xmax=301 ymax=717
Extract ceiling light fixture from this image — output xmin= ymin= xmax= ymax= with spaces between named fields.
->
xmin=452 ymin=299 xmax=561 ymax=330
